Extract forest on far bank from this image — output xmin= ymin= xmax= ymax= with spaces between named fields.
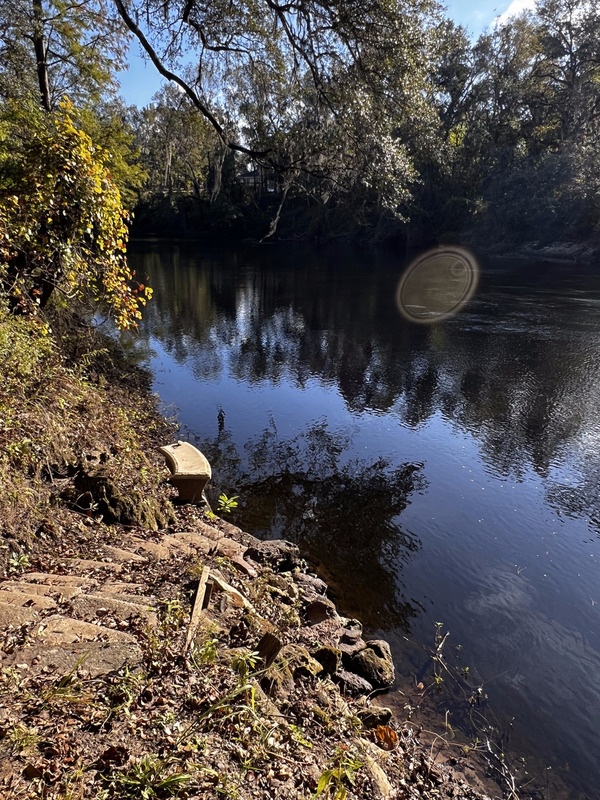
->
xmin=1 ymin=0 xmax=600 ymax=251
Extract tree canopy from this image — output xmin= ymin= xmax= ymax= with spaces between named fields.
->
xmin=1 ymin=0 xmax=599 ymax=253
xmin=114 ymin=0 xmax=444 ymax=217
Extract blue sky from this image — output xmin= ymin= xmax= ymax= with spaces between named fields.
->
xmin=117 ymin=0 xmax=533 ymax=107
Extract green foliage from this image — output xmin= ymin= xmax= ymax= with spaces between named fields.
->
xmin=7 ymin=551 xmax=30 ymax=574
xmin=315 ymin=746 xmax=363 ymax=800
xmin=102 ymin=755 xmax=191 ymax=800
xmin=0 ymin=0 xmax=127 ymax=110
xmin=75 ymin=102 xmax=148 ymax=209
xmin=217 ymin=494 xmax=239 ymax=513
xmin=231 ymin=649 xmax=259 ymax=680
xmin=192 ymin=636 xmax=219 ymax=666
xmin=0 ymin=99 xmax=151 ymax=329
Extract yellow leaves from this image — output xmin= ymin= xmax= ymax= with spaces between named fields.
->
xmin=0 ymin=100 xmax=152 ymax=330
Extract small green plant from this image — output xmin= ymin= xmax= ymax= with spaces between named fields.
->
xmin=217 ymin=494 xmax=239 ymax=513
xmin=107 ymin=667 xmax=145 ymax=718
xmin=159 ymin=599 xmax=185 ymax=632
xmin=192 ymin=636 xmax=219 ymax=666
xmin=41 ymin=655 xmax=90 ymax=705
xmin=8 ymin=551 xmax=30 ymax=574
xmin=231 ymin=649 xmax=259 ymax=681
xmin=197 ymin=767 xmax=240 ymax=798
xmin=102 ymin=755 xmax=191 ymax=799
xmin=289 ymin=723 xmax=313 ymax=749
xmin=7 ymin=723 xmax=40 ymax=753
xmin=315 ymin=746 xmax=362 ymax=800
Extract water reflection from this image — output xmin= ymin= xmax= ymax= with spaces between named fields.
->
xmin=200 ymin=419 xmax=425 ymax=630
xmin=133 ymin=240 xmax=600 ymax=516
xmin=130 ymin=240 xmax=600 ymax=798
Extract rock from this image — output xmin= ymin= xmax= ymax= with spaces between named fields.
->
xmin=0 ymin=588 xmax=57 ymax=611
xmin=358 ymin=705 xmax=393 ymax=728
xmin=261 ymin=660 xmax=294 ymax=699
xmin=63 ymin=467 xmax=175 ymax=530
xmin=360 ymin=740 xmax=394 ymax=800
xmin=349 ymin=640 xmax=395 ymax=690
xmin=244 ymin=539 xmax=301 ymax=571
xmin=281 ymin=644 xmax=324 ymax=679
xmin=333 ymin=669 xmax=374 ymax=697
xmin=3 ymin=641 xmax=143 ymax=679
xmin=229 ymin=554 xmax=258 ymax=577
xmin=338 ymin=636 xmax=367 ymax=665
xmin=216 ymin=538 xmax=245 ymax=559
xmin=304 ymin=597 xmax=338 ymax=625
xmin=123 ymin=536 xmax=171 ymax=560
xmin=340 ymin=618 xmax=363 ymax=638
xmin=187 ymin=518 xmax=223 ymax=541
xmin=70 ymin=593 xmax=157 ymax=626
xmin=101 ymin=545 xmax=147 ymax=563
xmin=162 ymin=536 xmax=195 ymax=556
xmin=312 ymin=645 xmax=342 ymax=674
xmin=3 ymin=580 xmax=83 ymax=601
xmin=262 ymin=643 xmax=323 ymax=697
xmin=210 ymin=572 xmax=253 ymax=610
xmin=0 ymin=601 xmax=38 ymax=628
xmin=66 ymin=558 xmax=123 ymax=574
xmin=293 ymin=572 xmax=328 ymax=596
xmin=34 ymin=615 xmax=138 ymax=646
xmin=19 ymin=573 xmax=92 ymax=587
xmin=268 ymin=573 xmax=299 ymax=600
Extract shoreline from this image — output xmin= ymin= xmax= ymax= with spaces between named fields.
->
xmin=0 ymin=314 xmax=565 ymax=799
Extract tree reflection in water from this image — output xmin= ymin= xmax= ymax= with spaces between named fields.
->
xmin=201 ymin=418 xmax=425 ymax=633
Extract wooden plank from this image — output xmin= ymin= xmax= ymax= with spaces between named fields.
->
xmin=256 ymin=632 xmax=282 ymax=669
xmin=184 ymin=566 xmax=211 ymax=654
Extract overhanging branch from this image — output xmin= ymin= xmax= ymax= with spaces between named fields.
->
xmin=112 ymin=0 xmax=272 ymax=160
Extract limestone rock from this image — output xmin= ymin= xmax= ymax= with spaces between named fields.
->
xmin=102 ymin=545 xmax=147 ymax=563
xmin=0 ymin=588 xmax=57 ymax=611
xmin=360 ymin=740 xmax=394 ymax=800
xmin=304 ymin=597 xmax=338 ymax=625
xmin=123 ymin=536 xmax=171 ymax=560
xmin=0 ymin=601 xmax=38 ymax=628
xmin=333 ymin=668 xmax=374 ymax=697
xmin=244 ymin=539 xmax=301 ymax=571
xmin=280 ymin=643 xmax=324 ymax=680
xmin=312 ymin=645 xmax=342 ymax=674
xmin=349 ymin=640 xmax=395 ymax=690
xmin=358 ymin=705 xmax=393 ymax=728
xmin=293 ymin=572 xmax=328 ymax=597
xmin=3 ymin=641 xmax=142 ymax=679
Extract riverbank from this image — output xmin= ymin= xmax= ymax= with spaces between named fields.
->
xmin=0 ymin=310 xmax=511 ymax=799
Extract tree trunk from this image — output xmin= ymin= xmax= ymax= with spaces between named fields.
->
xmin=32 ymin=0 xmax=51 ymax=112
xmin=210 ymin=146 xmax=226 ymax=203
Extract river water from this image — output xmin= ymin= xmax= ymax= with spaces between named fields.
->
xmin=130 ymin=239 xmax=600 ymax=798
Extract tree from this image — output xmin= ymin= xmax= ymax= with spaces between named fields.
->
xmin=0 ymin=0 xmax=128 ymax=110
xmin=137 ymin=85 xmax=218 ymax=199
xmin=112 ymin=0 xmax=443 ymax=220
xmin=0 ymin=100 xmax=151 ymax=329
xmin=75 ymin=100 xmax=148 ymax=209
xmin=534 ymin=0 xmax=600 ymax=143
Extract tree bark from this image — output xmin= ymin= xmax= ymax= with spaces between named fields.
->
xmin=32 ymin=0 xmax=51 ymax=111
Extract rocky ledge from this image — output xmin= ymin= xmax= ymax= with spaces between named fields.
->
xmin=0 ymin=502 xmax=495 ymax=800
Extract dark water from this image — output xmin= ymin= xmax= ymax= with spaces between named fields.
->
xmin=130 ymin=240 xmax=600 ymax=798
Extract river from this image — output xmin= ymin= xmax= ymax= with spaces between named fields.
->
xmin=129 ymin=239 xmax=600 ymax=798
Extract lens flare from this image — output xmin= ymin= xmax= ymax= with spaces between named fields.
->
xmin=396 ymin=246 xmax=479 ymax=324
